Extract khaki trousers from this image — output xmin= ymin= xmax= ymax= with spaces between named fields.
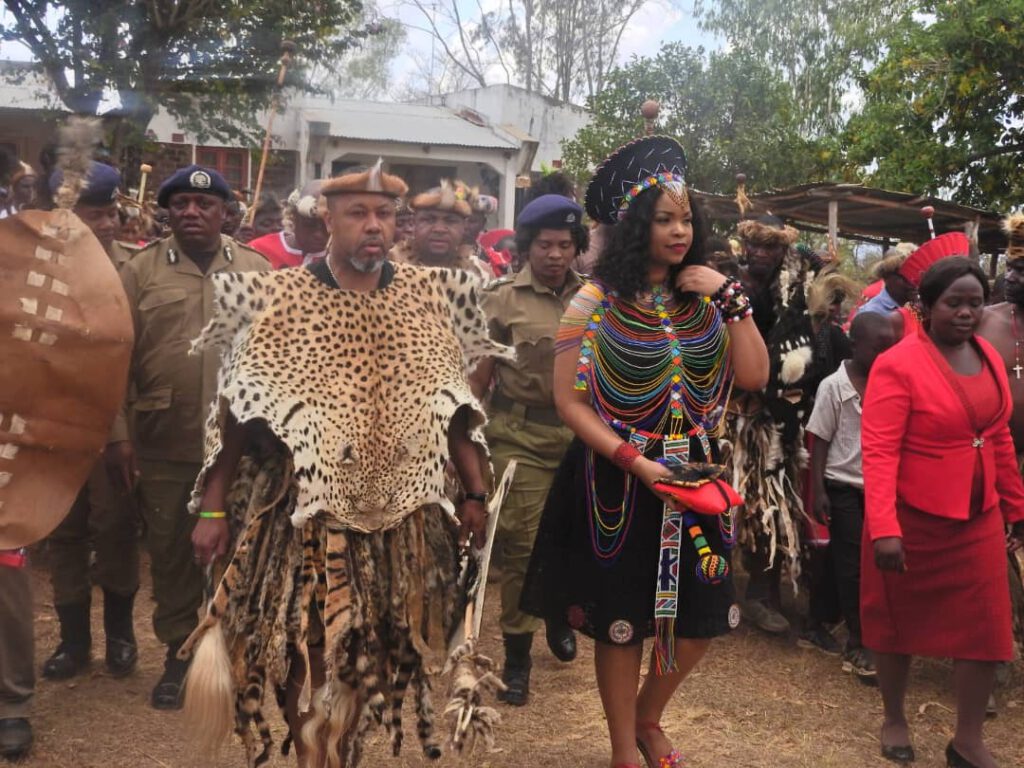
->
xmin=47 ymin=462 xmax=140 ymax=607
xmin=137 ymin=460 xmax=203 ymax=645
xmin=486 ymin=410 xmax=573 ymax=636
xmin=0 ymin=563 xmax=33 ymax=719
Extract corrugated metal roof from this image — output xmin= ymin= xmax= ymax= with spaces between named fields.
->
xmin=695 ymin=182 xmax=1004 ymax=252
xmin=302 ymin=101 xmax=520 ymax=150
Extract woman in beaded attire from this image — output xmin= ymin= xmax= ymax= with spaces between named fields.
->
xmin=522 ymin=136 xmax=768 ymax=768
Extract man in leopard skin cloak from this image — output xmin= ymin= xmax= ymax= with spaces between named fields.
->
xmin=178 ymin=160 xmax=512 ymax=768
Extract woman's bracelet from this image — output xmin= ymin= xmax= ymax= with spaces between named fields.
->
xmin=611 ymin=442 xmax=642 ymax=472
xmin=197 ymin=510 xmax=227 ymax=519
xmin=710 ymin=278 xmax=753 ymax=324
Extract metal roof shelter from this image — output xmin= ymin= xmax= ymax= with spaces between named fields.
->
xmin=694 ymin=182 xmax=1005 ymax=258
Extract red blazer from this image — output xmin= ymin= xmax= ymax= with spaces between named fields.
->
xmin=862 ymin=331 xmax=1024 ymax=540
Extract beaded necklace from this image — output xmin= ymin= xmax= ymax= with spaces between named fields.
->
xmin=576 ymin=285 xmax=733 ymax=562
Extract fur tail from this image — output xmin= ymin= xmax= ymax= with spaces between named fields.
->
xmin=183 ymin=621 xmax=236 ymax=755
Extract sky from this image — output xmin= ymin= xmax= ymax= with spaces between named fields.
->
xmin=0 ymin=0 xmax=720 ymax=102
xmin=384 ymin=0 xmax=719 ymax=99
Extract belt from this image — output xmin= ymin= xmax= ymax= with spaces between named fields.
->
xmin=490 ymin=391 xmax=563 ymax=427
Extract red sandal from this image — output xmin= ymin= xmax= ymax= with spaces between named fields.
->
xmin=636 ymin=722 xmax=686 ymax=768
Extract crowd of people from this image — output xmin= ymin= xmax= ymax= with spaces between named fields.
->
xmin=1 ymin=132 xmax=1023 ymax=768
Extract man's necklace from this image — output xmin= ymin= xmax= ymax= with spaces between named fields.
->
xmin=326 ymin=256 xmax=343 ymax=288
xmin=1012 ymin=305 xmax=1023 ymax=379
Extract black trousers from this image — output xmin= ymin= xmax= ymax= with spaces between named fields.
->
xmin=825 ymin=481 xmax=865 ymax=649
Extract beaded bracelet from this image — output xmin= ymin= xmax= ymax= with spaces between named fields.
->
xmin=198 ymin=510 xmax=227 ymax=519
xmin=612 ymin=442 xmax=642 ymax=471
xmin=710 ymin=279 xmax=753 ymax=324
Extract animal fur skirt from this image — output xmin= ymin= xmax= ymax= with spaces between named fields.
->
xmin=179 ymin=445 xmax=463 ymax=768
xmin=723 ymin=408 xmax=807 ymax=584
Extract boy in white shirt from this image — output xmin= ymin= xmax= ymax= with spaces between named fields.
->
xmin=806 ymin=312 xmax=896 ymax=680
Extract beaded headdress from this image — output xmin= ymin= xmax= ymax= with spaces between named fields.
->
xmin=584 ymin=136 xmax=690 ymax=225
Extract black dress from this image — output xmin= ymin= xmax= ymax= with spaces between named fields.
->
xmin=521 ymin=282 xmax=737 ymax=648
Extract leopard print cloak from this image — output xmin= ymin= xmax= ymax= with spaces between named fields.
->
xmin=180 ymin=264 xmax=513 ymax=767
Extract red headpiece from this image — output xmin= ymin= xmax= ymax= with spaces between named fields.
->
xmin=898 ymin=232 xmax=970 ymax=286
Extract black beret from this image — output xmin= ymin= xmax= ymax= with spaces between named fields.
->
xmin=157 ymin=164 xmax=231 ymax=208
xmin=517 ymin=194 xmax=583 ymax=231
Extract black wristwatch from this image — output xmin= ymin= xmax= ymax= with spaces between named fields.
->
xmin=464 ymin=491 xmax=488 ymax=504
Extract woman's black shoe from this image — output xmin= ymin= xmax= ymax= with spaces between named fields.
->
xmin=881 ymin=743 xmax=915 ymax=763
xmin=945 ymin=742 xmax=980 ymax=768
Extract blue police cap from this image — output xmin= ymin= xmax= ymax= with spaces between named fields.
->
xmin=156 ymin=164 xmax=231 ymax=208
xmin=49 ymin=162 xmax=122 ymax=207
xmin=517 ymin=194 xmax=583 ymax=231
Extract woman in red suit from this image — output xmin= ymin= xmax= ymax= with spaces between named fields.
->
xmin=862 ymin=257 xmax=1024 ymax=768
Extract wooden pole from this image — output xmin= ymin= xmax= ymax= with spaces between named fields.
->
xmin=246 ymin=40 xmax=297 ymax=224
xmin=137 ymin=163 xmax=152 ymax=204
xmin=827 ymin=199 xmax=838 ymax=258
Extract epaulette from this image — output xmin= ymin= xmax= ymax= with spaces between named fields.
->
xmin=484 ymin=275 xmax=515 ymax=291
xmin=115 ymin=240 xmax=144 ymax=252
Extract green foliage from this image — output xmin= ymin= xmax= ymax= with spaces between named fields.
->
xmin=561 ymin=43 xmax=841 ymax=194
xmin=843 ymin=0 xmax=1024 ymax=209
xmin=694 ymin=0 xmax=915 ymax=134
xmin=1 ymin=0 xmax=369 ymax=142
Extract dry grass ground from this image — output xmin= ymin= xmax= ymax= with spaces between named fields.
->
xmin=15 ymin=558 xmax=1024 ymax=768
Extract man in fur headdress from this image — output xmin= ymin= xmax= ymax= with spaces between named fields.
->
xmin=247 ymin=180 xmax=330 ymax=269
xmin=390 ymin=179 xmax=494 ymax=282
xmin=181 ymin=159 xmax=509 ymax=767
xmin=728 ymin=215 xmax=828 ymax=635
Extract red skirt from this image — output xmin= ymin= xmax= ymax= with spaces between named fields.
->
xmin=861 ymin=502 xmax=1013 ymax=661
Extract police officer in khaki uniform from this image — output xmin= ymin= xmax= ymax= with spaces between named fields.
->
xmin=41 ymin=163 xmax=144 ymax=682
xmin=470 ymin=195 xmax=589 ymax=705
xmin=104 ymin=165 xmax=268 ymax=709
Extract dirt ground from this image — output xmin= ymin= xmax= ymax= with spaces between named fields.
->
xmin=14 ymin=557 xmax=1024 ymax=768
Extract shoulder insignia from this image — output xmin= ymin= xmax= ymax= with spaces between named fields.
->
xmin=484 ymin=275 xmax=514 ymax=291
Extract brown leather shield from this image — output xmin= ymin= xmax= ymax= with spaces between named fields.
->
xmin=0 ymin=209 xmax=133 ymax=548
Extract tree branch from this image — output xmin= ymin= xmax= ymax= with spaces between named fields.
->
xmin=408 ymin=0 xmax=487 ymax=87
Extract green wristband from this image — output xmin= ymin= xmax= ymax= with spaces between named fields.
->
xmin=198 ymin=510 xmax=227 ymax=519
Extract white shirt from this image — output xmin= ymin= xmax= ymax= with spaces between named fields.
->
xmin=806 ymin=361 xmax=864 ymax=489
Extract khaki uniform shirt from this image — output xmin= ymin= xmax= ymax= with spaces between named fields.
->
xmin=111 ymin=234 xmax=268 ymax=462
xmin=108 ymin=240 xmax=140 ymax=270
xmin=481 ymin=264 xmax=583 ymax=408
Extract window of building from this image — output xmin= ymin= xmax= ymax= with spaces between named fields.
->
xmin=195 ymin=147 xmax=248 ymax=192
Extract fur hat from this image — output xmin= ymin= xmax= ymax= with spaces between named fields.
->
xmin=872 ymin=242 xmax=917 ymax=279
xmin=1003 ymin=212 xmax=1024 ymax=259
xmin=737 ymin=217 xmax=799 ymax=248
xmin=286 ymin=180 xmax=324 ymax=220
xmin=409 ymin=179 xmax=472 ymax=217
xmin=320 ymin=158 xmax=408 ymax=199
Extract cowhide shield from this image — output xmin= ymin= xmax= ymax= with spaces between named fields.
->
xmin=0 ymin=210 xmax=133 ymax=548
xmin=190 ymin=263 xmax=514 ymax=533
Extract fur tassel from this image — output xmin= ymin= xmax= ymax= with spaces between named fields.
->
xmin=182 ymin=621 xmax=236 ymax=756
xmin=54 ymin=117 xmax=103 ymax=211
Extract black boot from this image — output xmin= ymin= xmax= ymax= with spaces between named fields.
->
xmin=545 ymin=618 xmax=577 ymax=662
xmin=0 ymin=718 xmax=32 ymax=760
xmin=42 ymin=602 xmax=91 ymax=680
xmin=151 ymin=641 xmax=190 ymax=710
xmin=497 ymin=633 xmax=532 ymax=706
xmin=103 ymin=589 xmax=138 ymax=678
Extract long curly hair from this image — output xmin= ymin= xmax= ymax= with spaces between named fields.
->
xmin=594 ymin=186 xmax=708 ymax=300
